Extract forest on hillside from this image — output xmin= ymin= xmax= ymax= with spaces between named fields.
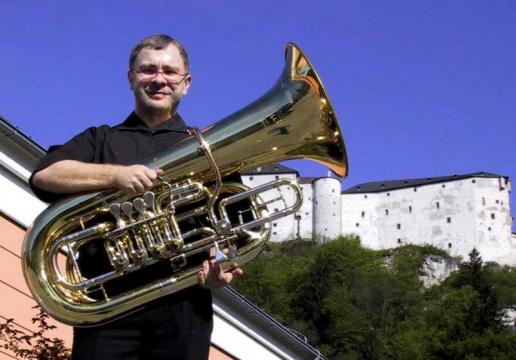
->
xmin=233 ymin=236 xmax=516 ymax=360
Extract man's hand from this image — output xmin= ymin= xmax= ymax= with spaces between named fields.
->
xmin=31 ymin=160 xmax=164 ymax=196
xmin=197 ymin=247 xmax=244 ymax=289
xmin=112 ymin=165 xmax=163 ymax=194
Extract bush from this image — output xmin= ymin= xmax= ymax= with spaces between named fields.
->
xmin=0 ymin=306 xmax=71 ymax=359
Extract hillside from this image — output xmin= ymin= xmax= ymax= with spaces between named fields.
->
xmin=233 ymin=236 xmax=516 ymax=359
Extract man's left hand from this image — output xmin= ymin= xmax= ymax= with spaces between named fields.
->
xmin=197 ymin=248 xmax=244 ymax=289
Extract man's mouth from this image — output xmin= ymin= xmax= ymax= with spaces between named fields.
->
xmin=146 ymin=90 xmax=170 ymax=99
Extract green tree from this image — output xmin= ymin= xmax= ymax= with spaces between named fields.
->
xmin=234 ymin=239 xmax=516 ymax=359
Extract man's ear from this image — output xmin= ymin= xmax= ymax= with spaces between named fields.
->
xmin=182 ymin=74 xmax=192 ymax=96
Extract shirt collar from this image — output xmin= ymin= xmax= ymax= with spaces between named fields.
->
xmin=117 ymin=112 xmax=188 ymax=133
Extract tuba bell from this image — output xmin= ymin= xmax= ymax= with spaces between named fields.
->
xmin=22 ymin=43 xmax=349 ymax=326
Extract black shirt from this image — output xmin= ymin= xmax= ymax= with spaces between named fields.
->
xmin=30 ymin=112 xmax=213 ymax=328
xmin=31 ymin=112 xmax=191 ymax=202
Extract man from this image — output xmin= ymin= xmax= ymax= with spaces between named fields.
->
xmin=30 ymin=34 xmax=243 ymax=359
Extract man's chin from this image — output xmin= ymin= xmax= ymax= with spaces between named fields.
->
xmin=143 ymin=99 xmax=174 ymax=111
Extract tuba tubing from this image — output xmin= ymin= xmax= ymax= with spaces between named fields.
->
xmin=22 ymin=43 xmax=348 ymax=326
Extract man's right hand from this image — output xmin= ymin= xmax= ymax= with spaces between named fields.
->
xmin=112 ymin=165 xmax=163 ymax=194
xmin=31 ymin=160 xmax=164 ymax=196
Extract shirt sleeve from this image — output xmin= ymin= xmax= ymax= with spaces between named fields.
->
xmin=29 ymin=127 xmax=99 ymax=203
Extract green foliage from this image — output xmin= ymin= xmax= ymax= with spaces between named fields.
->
xmin=0 ymin=306 xmax=71 ymax=359
xmin=234 ymin=240 xmax=516 ymax=359
xmin=484 ymin=263 xmax=516 ymax=308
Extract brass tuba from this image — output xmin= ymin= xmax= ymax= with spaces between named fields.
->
xmin=22 ymin=43 xmax=348 ymax=326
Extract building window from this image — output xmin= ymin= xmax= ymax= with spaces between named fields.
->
xmin=397 ymin=238 xmax=401 ymax=244
xmin=332 ymin=189 xmax=335 ymax=193
xmin=482 ymin=197 xmax=486 ymax=206
xmin=496 ymin=200 xmax=499 ymax=204
xmin=273 ymin=232 xmax=277 ymax=235
xmin=448 ymin=243 xmax=452 ymax=248
xmin=409 ymin=206 xmax=412 ymax=213
xmin=385 ymin=209 xmax=389 ymax=216
xmin=361 ymin=211 xmax=365 ymax=218
xmin=387 ymin=192 xmax=390 ymax=197
xmin=364 ymin=195 xmax=368 ymax=199
xmin=333 ymin=201 xmax=336 ymax=205
xmin=442 ymin=184 xmax=446 ymax=188
xmin=249 ymin=176 xmax=253 ymax=181
xmin=436 ymin=202 xmax=440 ymax=209
xmin=305 ymin=212 xmax=309 ymax=216
xmin=397 ymin=223 xmax=401 ymax=230
xmin=447 ymin=217 xmax=451 ymax=223
xmin=472 ymin=179 xmax=476 ymax=183
xmin=273 ymin=223 xmax=277 ymax=227
xmin=491 ymin=213 xmax=495 ymax=220
xmin=275 ymin=175 xmax=280 ymax=180
xmin=488 ymin=227 xmax=491 ymax=231
xmin=414 ymin=188 xmax=417 ymax=192
xmin=355 ymin=223 xmax=360 ymax=227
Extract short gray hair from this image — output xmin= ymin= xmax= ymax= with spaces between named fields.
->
xmin=129 ymin=34 xmax=189 ymax=72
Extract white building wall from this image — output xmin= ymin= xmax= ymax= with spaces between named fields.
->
xmin=313 ymin=178 xmax=341 ymax=243
xmin=243 ymin=170 xmax=515 ymax=265
xmin=341 ymin=193 xmax=381 ymax=248
xmin=387 ymin=179 xmax=479 ymax=255
xmin=343 ymin=180 xmax=481 ymax=257
xmin=473 ymin=177 xmax=515 ymax=264
xmin=341 ymin=177 xmax=515 ymax=265
xmin=241 ymin=173 xmax=297 ymax=242
xmin=294 ymin=184 xmax=313 ymax=240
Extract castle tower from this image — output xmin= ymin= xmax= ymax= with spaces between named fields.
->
xmin=313 ymin=177 xmax=342 ymax=243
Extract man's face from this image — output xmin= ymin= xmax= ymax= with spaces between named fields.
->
xmin=128 ymin=44 xmax=191 ymax=119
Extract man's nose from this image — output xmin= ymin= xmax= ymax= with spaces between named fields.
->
xmin=151 ymin=71 xmax=167 ymax=84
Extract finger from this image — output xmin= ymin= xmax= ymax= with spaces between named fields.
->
xmin=133 ymin=181 xmax=145 ymax=194
xmin=212 ymin=261 xmax=225 ymax=281
xmin=125 ymin=185 xmax=137 ymax=195
xmin=198 ymin=261 xmax=209 ymax=287
xmin=231 ymin=267 xmax=244 ymax=278
xmin=226 ymin=266 xmax=243 ymax=280
xmin=144 ymin=167 xmax=159 ymax=180
xmin=139 ymin=175 xmax=154 ymax=188
xmin=155 ymin=168 xmax=164 ymax=176
xmin=197 ymin=270 xmax=205 ymax=287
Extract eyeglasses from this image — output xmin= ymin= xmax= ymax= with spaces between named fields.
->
xmin=133 ymin=66 xmax=189 ymax=84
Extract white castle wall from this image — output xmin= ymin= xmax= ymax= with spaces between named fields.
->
xmin=295 ymin=184 xmax=313 ymax=239
xmin=313 ymin=178 xmax=341 ymax=243
xmin=341 ymin=193 xmax=381 ymax=248
xmin=341 ymin=177 xmax=515 ymax=265
xmin=473 ymin=177 xmax=514 ymax=264
xmin=243 ymin=169 xmax=515 ymax=265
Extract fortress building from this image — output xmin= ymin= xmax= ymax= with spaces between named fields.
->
xmin=242 ymin=166 xmax=516 ymax=265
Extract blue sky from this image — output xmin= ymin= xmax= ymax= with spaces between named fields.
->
xmin=1 ymin=1 xmax=515 ymax=229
